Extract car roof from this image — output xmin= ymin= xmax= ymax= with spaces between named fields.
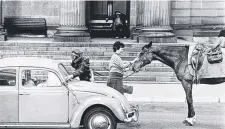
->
xmin=0 ymin=57 xmax=60 ymax=70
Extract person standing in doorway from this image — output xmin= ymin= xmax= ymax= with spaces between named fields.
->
xmin=112 ymin=11 xmax=127 ymax=39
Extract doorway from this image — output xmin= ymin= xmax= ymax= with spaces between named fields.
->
xmin=88 ymin=1 xmax=130 ymax=38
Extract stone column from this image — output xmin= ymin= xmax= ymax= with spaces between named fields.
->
xmin=0 ymin=1 xmax=6 ymax=41
xmin=54 ymin=0 xmax=90 ymax=42
xmin=131 ymin=1 xmax=144 ymax=40
xmin=137 ymin=0 xmax=176 ymax=43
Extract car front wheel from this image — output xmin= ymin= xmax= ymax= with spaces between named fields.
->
xmin=83 ymin=107 xmax=117 ymax=129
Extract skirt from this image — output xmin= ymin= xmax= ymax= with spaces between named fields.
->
xmin=107 ymin=72 xmax=124 ymax=94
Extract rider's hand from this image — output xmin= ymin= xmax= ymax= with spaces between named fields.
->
xmin=65 ymin=75 xmax=74 ymax=82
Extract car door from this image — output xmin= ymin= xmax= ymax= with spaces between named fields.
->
xmin=0 ymin=67 xmax=18 ymax=122
xmin=19 ymin=67 xmax=69 ymax=123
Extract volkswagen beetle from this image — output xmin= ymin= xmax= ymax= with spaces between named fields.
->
xmin=0 ymin=57 xmax=138 ymax=129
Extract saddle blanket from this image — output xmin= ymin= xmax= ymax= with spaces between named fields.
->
xmin=188 ymin=44 xmax=225 ymax=78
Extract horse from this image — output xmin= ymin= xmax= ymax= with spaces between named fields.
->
xmin=131 ymin=41 xmax=225 ymax=126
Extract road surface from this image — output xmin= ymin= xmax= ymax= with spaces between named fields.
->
xmin=118 ymin=102 xmax=225 ymax=129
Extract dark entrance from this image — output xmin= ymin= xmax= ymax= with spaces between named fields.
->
xmin=88 ymin=1 xmax=130 ymax=38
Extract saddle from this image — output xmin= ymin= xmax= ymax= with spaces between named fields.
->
xmin=207 ymin=46 xmax=223 ymax=64
xmin=190 ymin=44 xmax=223 ymax=83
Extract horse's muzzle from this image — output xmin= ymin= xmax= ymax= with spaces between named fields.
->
xmin=132 ymin=66 xmax=141 ymax=73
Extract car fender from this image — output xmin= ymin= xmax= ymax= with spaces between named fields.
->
xmin=69 ymin=95 xmax=126 ymax=128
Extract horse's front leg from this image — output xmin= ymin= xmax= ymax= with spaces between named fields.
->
xmin=182 ymin=80 xmax=196 ymax=126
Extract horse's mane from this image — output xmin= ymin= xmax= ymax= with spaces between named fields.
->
xmin=152 ymin=45 xmax=189 ymax=55
xmin=151 ymin=45 xmax=189 ymax=70
xmin=142 ymin=43 xmax=189 ymax=51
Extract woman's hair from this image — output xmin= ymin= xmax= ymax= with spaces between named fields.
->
xmin=113 ymin=41 xmax=124 ymax=52
xmin=218 ymin=30 xmax=225 ymax=37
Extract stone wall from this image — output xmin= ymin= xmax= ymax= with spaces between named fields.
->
xmin=2 ymin=1 xmax=60 ymax=26
xmin=2 ymin=0 xmax=225 ymax=41
xmin=171 ymin=0 xmax=225 ymax=42
xmin=191 ymin=0 xmax=225 ymax=25
xmin=2 ymin=1 xmax=60 ymax=37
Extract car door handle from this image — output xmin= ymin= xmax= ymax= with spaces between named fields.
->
xmin=19 ymin=93 xmax=30 ymax=95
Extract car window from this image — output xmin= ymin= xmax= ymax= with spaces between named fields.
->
xmin=22 ymin=69 xmax=61 ymax=87
xmin=0 ymin=69 xmax=16 ymax=86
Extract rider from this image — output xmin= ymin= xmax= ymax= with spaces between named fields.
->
xmin=65 ymin=50 xmax=92 ymax=82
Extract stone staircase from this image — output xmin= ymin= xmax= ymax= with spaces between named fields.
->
xmin=0 ymin=38 xmax=179 ymax=83
xmin=193 ymin=25 xmax=224 ymax=37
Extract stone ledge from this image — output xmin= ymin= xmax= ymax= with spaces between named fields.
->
xmin=142 ymin=26 xmax=173 ymax=32
xmin=54 ymin=36 xmax=90 ymax=42
xmin=54 ymin=28 xmax=90 ymax=42
xmin=138 ymin=36 xmax=177 ymax=43
xmin=139 ymin=32 xmax=176 ymax=38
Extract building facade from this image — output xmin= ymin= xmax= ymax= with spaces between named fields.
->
xmin=1 ymin=0 xmax=225 ymax=43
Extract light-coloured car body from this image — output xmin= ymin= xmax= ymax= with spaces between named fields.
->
xmin=0 ymin=57 xmax=138 ymax=128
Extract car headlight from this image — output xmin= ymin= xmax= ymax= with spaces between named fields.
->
xmin=110 ymin=94 xmax=128 ymax=113
xmin=119 ymin=101 xmax=127 ymax=113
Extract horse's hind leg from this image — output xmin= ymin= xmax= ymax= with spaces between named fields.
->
xmin=181 ymin=80 xmax=196 ymax=126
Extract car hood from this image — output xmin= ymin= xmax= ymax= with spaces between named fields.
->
xmin=67 ymin=80 xmax=130 ymax=109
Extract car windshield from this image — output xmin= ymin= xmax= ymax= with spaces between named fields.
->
xmin=58 ymin=63 xmax=69 ymax=78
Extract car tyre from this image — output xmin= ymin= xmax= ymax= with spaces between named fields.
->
xmin=83 ymin=107 xmax=117 ymax=129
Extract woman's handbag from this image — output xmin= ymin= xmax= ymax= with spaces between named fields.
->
xmin=123 ymin=85 xmax=133 ymax=94
xmin=207 ymin=47 xmax=223 ymax=64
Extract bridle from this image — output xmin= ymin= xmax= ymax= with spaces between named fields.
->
xmin=135 ymin=48 xmax=152 ymax=72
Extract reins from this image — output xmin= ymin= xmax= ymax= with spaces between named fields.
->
xmin=123 ymin=72 xmax=136 ymax=79
xmin=103 ymin=66 xmax=136 ymax=79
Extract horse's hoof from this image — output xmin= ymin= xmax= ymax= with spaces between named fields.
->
xmin=183 ymin=120 xmax=193 ymax=126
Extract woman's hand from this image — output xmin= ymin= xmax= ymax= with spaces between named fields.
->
xmin=124 ymin=67 xmax=130 ymax=71
xmin=131 ymin=57 xmax=139 ymax=64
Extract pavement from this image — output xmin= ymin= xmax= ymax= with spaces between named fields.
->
xmin=122 ymin=83 xmax=225 ymax=103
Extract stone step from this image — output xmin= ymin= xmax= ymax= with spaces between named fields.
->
xmin=0 ymin=41 xmax=143 ymax=47
xmin=0 ymin=46 xmax=142 ymax=52
xmin=0 ymin=40 xmax=185 ymax=83
xmin=193 ymin=29 xmax=220 ymax=37
xmin=94 ymin=76 xmax=179 ymax=83
xmin=52 ymin=60 xmax=169 ymax=67
xmin=2 ymin=54 xmax=138 ymax=60
xmin=88 ymin=66 xmax=174 ymax=72
xmin=65 ymin=66 xmax=174 ymax=75
xmin=0 ymin=50 xmax=139 ymax=57
xmin=63 ymin=61 xmax=172 ymax=70
xmin=92 ymin=71 xmax=176 ymax=77
xmin=64 ymin=62 xmax=178 ymax=83
xmin=63 ymin=59 xmax=178 ymax=83
xmin=94 ymin=80 xmax=179 ymax=84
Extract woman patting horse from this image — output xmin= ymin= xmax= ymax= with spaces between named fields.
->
xmin=107 ymin=41 xmax=138 ymax=95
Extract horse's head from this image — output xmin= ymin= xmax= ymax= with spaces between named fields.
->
xmin=132 ymin=41 xmax=154 ymax=72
